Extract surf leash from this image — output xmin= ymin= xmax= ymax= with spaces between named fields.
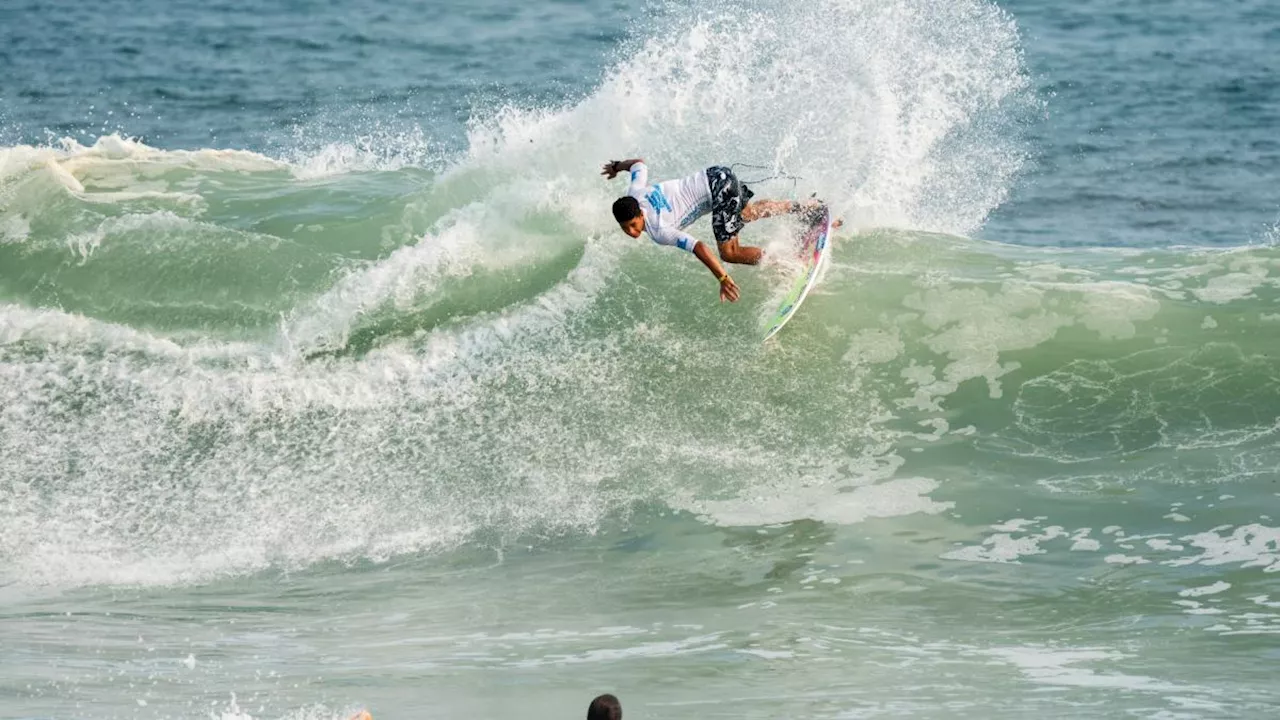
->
xmin=730 ymin=162 xmax=802 ymax=192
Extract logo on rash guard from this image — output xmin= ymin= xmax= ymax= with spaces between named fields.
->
xmin=645 ymin=187 xmax=672 ymax=213
xmin=679 ymin=199 xmax=710 ymax=227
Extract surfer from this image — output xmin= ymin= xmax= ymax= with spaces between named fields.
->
xmin=602 ymin=158 xmax=815 ymax=303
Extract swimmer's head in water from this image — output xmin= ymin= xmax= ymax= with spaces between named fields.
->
xmin=587 ymin=694 xmax=621 ymax=720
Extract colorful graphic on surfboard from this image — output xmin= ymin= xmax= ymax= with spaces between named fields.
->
xmin=762 ymin=205 xmax=833 ymax=341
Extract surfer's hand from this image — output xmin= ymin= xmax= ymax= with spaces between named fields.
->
xmin=601 ymin=161 xmax=620 ymax=179
xmin=719 ymin=275 xmax=740 ymax=303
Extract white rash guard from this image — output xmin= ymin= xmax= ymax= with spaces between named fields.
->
xmin=626 ymin=162 xmax=712 ymax=253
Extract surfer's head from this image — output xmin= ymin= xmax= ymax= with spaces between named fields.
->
xmin=611 ymin=196 xmax=644 ymax=238
xmin=587 ymin=694 xmax=621 ymax=720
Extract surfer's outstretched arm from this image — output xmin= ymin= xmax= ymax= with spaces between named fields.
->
xmin=601 ymin=158 xmax=644 ymax=180
xmin=693 ymin=241 xmax=740 ymax=302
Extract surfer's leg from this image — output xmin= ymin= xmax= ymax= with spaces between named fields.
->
xmin=717 ymin=236 xmax=763 ymax=265
xmin=741 ymin=200 xmax=795 ymax=222
xmin=743 ymin=199 xmax=824 ymax=222
xmin=706 ymin=167 xmax=767 ymax=263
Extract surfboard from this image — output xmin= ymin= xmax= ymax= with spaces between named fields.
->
xmin=762 ymin=205 xmax=833 ymax=341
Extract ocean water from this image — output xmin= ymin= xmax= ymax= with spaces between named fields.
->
xmin=2 ymin=0 xmax=1279 ymax=717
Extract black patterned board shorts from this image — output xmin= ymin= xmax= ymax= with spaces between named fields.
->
xmin=706 ymin=166 xmax=755 ymax=244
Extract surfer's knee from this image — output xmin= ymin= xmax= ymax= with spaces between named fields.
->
xmin=719 ymin=242 xmax=762 ymax=265
xmin=716 ymin=239 xmax=740 ymax=262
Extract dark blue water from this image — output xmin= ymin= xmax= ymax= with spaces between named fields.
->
xmin=1 ymin=0 xmax=624 ymax=153
xmin=991 ymin=0 xmax=1280 ymax=246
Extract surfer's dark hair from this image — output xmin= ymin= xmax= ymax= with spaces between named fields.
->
xmin=611 ymin=196 xmax=641 ymax=223
xmin=587 ymin=694 xmax=621 ymax=720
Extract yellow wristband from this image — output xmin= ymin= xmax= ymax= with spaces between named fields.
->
xmin=718 ymin=273 xmax=731 ymax=284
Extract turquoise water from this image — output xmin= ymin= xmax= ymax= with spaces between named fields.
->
xmin=2 ymin=0 xmax=1279 ymax=718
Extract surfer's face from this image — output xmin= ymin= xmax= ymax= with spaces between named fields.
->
xmin=619 ymin=216 xmax=644 ymax=238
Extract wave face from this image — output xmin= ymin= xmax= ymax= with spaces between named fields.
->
xmin=3 ymin=0 xmax=1277 ymax=595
